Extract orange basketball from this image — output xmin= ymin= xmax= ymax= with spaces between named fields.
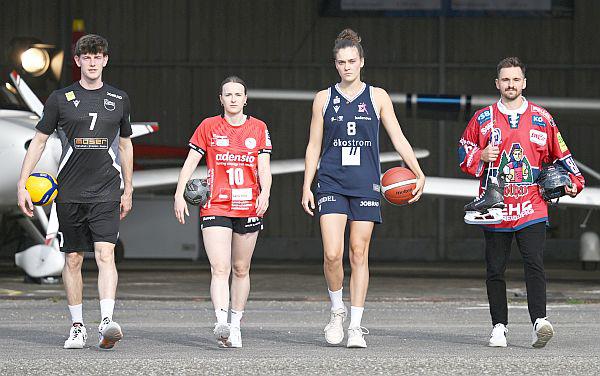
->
xmin=381 ymin=167 xmax=417 ymax=206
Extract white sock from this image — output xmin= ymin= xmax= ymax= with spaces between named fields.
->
xmin=100 ymin=299 xmax=115 ymax=321
xmin=328 ymin=288 xmax=344 ymax=311
xmin=68 ymin=304 xmax=83 ymax=325
xmin=349 ymin=306 xmax=364 ymax=328
xmin=215 ymin=308 xmax=228 ymax=325
xmin=230 ymin=309 xmax=244 ymax=328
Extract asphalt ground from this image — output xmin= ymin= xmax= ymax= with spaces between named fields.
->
xmin=1 ymin=261 xmax=599 ymax=375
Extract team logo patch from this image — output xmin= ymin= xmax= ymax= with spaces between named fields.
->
xmin=245 ymin=137 xmax=257 ymax=149
xmin=498 ymin=143 xmax=533 ymax=185
xmin=358 ymin=102 xmax=369 ymax=114
xmin=557 ymin=132 xmax=568 ymax=152
xmin=333 ymin=96 xmax=340 ymax=105
xmin=508 ymin=114 xmax=521 ymax=129
xmin=104 ymin=98 xmax=115 ymax=111
xmin=65 ymin=91 xmax=75 ymax=101
xmin=531 ymin=115 xmax=546 ymax=127
xmin=477 ymin=110 xmax=491 ymax=126
xmin=529 ymin=129 xmax=547 ymax=146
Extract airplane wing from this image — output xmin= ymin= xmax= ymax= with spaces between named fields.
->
xmin=131 ymin=122 xmax=159 ymax=138
xmin=132 ymin=150 xmax=428 ymax=190
xmin=10 ymin=70 xmax=43 ymax=117
xmin=423 ymin=177 xmax=600 ymax=209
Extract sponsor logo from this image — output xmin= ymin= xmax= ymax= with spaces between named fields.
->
xmin=104 ymin=98 xmax=115 ymax=111
xmin=504 ymin=184 xmax=529 ymax=198
xmin=373 ymin=184 xmax=380 ymax=192
xmin=265 ymin=130 xmax=271 ymax=147
xmin=480 ymin=121 xmax=494 ymax=135
xmin=498 ymin=143 xmax=533 ymax=184
xmin=531 ymin=104 xmax=555 ymax=126
xmin=341 ymin=146 xmax=361 ymax=166
xmin=202 ymin=216 xmax=215 ymax=221
xmin=73 ymin=100 xmax=80 ymax=108
xmin=232 ymin=188 xmax=252 ymax=201
xmin=333 ymin=96 xmax=340 ymax=105
xmin=106 ymin=91 xmax=122 ymax=100
xmin=529 ymin=129 xmax=547 ymax=146
xmin=215 ymin=151 xmax=255 ymax=163
xmin=318 ymin=195 xmax=336 ymax=205
xmin=354 ymin=116 xmax=371 ymax=121
xmin=65 ymin=91 xmax=75 ymax=101
xmin=333 ymin=139 xmax=372 ymax=147
xmin=334 ymin=105 xmax=340 ymax=113
xmin=245 ymin=137 xmax=257 ymax=149
xmin=212 ymin=134 xmax=229 ymax=147
xmin=359 ymin=200 xmax=379 ymax=207
xmin=557 ymin=132 xmax=568 ymax=152
xmin=358 ymin=102 xmax=369 ymax=114
xmin=531 ymin=115 xmax=546 ymax=127
xmin=74 ymin=137 xmax=108 ymax=149
xmin=477 ymin=110 xmax=491 ymax=126
xmin=503 ymin=200 xmax=534 ymax=221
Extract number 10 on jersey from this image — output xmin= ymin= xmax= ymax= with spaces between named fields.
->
xmin=226 ymin=168 xmax=244 ymax=185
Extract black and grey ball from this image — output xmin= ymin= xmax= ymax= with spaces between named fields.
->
xmin=183 ymin=178 xmax=211 ymax=206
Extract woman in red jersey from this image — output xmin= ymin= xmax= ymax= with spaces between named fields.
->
xmin=174 ymin=76 xmax=272 ymax=348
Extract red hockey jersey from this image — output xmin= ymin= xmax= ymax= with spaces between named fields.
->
xmin=459 ymin=98 xmax=585 ymax=231
xmin=189 ymin=115 xmax=272 ymax=217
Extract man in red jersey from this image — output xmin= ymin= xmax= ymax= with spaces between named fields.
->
xmin=458 ymin=57 xmax=584 ymax=348
xmin=174 ymin=76 xmax=271 ymax=348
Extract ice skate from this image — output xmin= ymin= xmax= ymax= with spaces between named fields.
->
xmin=464 ymin=175 xmax=505 ymax=225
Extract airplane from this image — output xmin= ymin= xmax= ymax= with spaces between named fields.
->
xmin=1 ymin=74 xmax=423 ymax=281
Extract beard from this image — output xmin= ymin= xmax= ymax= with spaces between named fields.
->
xmin=502 ymin=88 xmax=520 ymax=100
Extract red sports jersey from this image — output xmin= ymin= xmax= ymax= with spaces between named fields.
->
xmin=459 ymin=99 xmax=585 ymax=231
xmin=189 ymin=115 xmax=272 ymax=217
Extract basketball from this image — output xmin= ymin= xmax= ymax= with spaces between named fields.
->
xmin=25 ymin=172 xmax=58 ymax=206
xmin=183 ymin=178 xmax=211 ymax=206
xmin=381 ymin=167 xmax=417 ymax=206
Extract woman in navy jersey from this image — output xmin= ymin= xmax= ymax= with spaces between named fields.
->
xmin=301 ymin=29 xmax=425 ymax=348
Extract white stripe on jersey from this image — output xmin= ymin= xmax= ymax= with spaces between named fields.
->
xmin=322 ymin=87 xmax=331 ymax=117
xmin=108 ymin=147 xmax=123 ymax=181
xmin=57 ymin=145 xmax=73 ymax=175
xmin=369 ymin=86 xmax=380 ymax=120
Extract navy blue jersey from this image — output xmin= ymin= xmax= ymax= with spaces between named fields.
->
xmin=317 ymin=83 xmax=381 ymax=199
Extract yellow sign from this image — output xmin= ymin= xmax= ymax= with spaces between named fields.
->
xmin=65 ymin=91 xmax=75 ymax=101
xmin=557 ymin=132 xmax=568 ymax=153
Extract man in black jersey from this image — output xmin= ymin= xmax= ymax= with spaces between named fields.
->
xmin=17 ymin=34 xmax=132 ymax=350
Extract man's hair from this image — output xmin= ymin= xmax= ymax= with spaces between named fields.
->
xmin=497 ymin=57 xmax=525 ymax=77
xmin=74 ymin=34 xmax=109 ymax=56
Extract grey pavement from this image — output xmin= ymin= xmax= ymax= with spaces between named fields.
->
xmin=1 ymin=261 xmax=599 ymax=375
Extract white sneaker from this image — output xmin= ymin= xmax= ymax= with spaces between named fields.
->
xmin=346 ymin=326 xmax=368 ymax=348
xmin=98 ymin=317 xmax=123 ymax=349
xmin=230 ymin=326 xmax=242 ymax=348
xmin=488 ymin=323 xmax=508 ymax=347
xmin=324 ymin=307 xmax=347 ymax=345
xmin=213 ymin=323 xmax=231 ymax=348
xmin=63 ymin=323 xmax=87 ymax=349
xmin=532 ymin=317 xmax=554 ymax=348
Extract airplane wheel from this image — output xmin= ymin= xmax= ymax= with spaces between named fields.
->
xmin=115 ymin=239 xmax=125 ymax=264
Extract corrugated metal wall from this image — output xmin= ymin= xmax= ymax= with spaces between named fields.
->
xmin=1 ymin=0 xmax=599 ymax=258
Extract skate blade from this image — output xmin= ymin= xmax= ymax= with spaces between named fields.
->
xmin=464 ymin=208 xmax=503 ymax=225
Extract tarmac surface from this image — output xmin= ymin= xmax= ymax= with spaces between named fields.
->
xmin=1 ymin=260 xmax=599 ymax=375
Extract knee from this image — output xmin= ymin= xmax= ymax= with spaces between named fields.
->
xmin=211 ymin=263 xmax=231 ymax=279
xmin=95 ymin=249 xmax=115 ymax=265
xmin=232 ymin=262 xmax=250 ymax=279
xmin=349 ymin=242 xmax=368 ymax=267
xmin=65 ymin=253 xmax=83 ymax=271
xmin=324 ymin=250 xmax=343 ymax=266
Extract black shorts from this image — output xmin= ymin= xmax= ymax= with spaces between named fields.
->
xmin=200 ymin=216 xmax=263 ymax=234
xmin=56 ymin=202 xmax=120 ymax=252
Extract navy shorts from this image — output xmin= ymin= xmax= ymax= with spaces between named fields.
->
xmin=201 ymin=216 xmax=263 ymax=234
xmin=316 ymin=192 xmax=382 ymax=223
xmin=56 ymin=202 xmax=120 ymax=253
